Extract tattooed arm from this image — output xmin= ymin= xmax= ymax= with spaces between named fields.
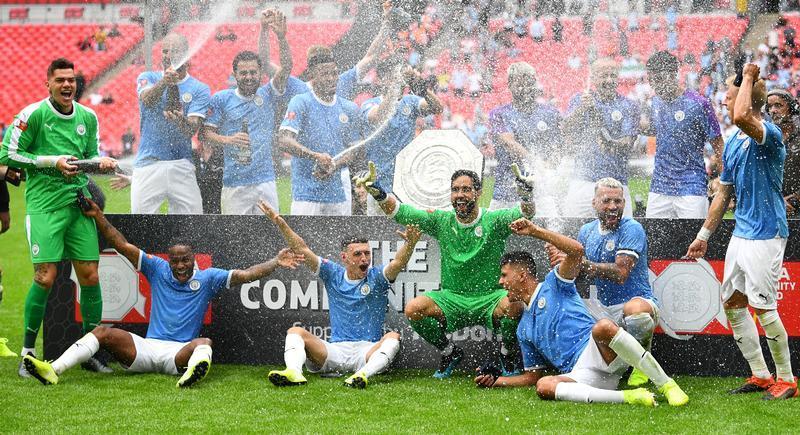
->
xmin=81 ymin=198 xmax=140 ymax=265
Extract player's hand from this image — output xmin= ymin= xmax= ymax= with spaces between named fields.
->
xmin=276 ymin=248 xmax=304 ymax=269
xmin=98 ymin=157 xmax=118 ymax=171
xmin=742 ymin=63 xmax=760 ymax=81
xmin=79 ymin=197 xmax=102 ymax=218
xmin=382 ymin=0 xmax=392 ymax=22
xmin=313 ymin=153 xmax=335 ymax=179
xmin=509 ymin=218 xmax=539 ymax=237
xmin=578 ymin=91 xmax=594 ymax=113
xmin=163 ymin=110 xmax=186 ymax=125
xmin=544 ymin=242 xmax=566 ymax=267
xmin=353 ymin=161 xmax=388 ymax=201
xmin=785 ymin=195 xmax=797 ymax=216
xmin=110 ymin=174 xmax=131 ymax=190
xmin=257 ymin=199 xmax=280 ymax=221
xmin=260 ymin=8 xmax=277 ymax=28
xmin=511 ymin=163 xmax=535 ymax=202
xmin=56 ymin=156 xmax=79 ymax=177
xmin=228 ymin=132 xmax=251 ymax=148
xmin=163 ymin=67 xmax=180 ymax=86
xmin=0 ymin=211 xmax=9 ymax=234
xmin=270 ymin=10 xmax=287 ymax=37
xmin=685 ymin=239 xmax=708 ymax=259
xmin=397 ymin=224 xmax=421 ymax=245
xmin=474 ymin=373 xmax=498 ymax=388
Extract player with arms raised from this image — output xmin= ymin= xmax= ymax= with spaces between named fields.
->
xmin=260 ymin=201 xmax=421 ymax=388
xmin=0 ymin=58 xmax=117 ymax=376
xmin=22 ymin=198 xmax=303 ymax=387
xmin=474 ymin=220 xmax=688 ymax=407
xmin=356 ymin=163 xmax=535 ymax=377
xmin=686 ymin=64 xmax=796 ymax=400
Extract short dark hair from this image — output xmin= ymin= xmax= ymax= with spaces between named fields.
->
xmin=451 ymin=169 xmax=482 ymax=191
xmin=232 ymin=51 xmax=262 ymax=72
xmin=646 ymin=50 xmax=678 ymax=74
xmin=47 ymin=58 xmax=74 ymax=78
xmin=341 ymin=236 xmax=369 ymax=251
xmin=500 ymin=251 xmax=536 ymax=276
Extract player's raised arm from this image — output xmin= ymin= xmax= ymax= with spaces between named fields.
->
xmin=510 ymin=218 xmax=584 ymax=280
xmin=258 ymin=9 xmax=278 ymax=78
xmin=733 ymin=64 xmax=766 ymax=143
xmin=384 ymin=225 xmax=421 ymax=281
xmin=258 ymin=200 xmax=319 ymax=272
xmin=355 ymin=1 xmax=393 ymax=81
xmin=80 ymin=198 xmax=140 ymax=266
xmin=230 ymin=248 xmax=304 ymax=286
xmin=268 ymin=10 xmax=292 ymax=94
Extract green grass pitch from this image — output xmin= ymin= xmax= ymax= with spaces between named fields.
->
xmin=0 ymin=177 xmax=795 ymax=432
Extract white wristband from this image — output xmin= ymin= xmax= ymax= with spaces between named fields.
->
xmin=696 ymin=227 xmax=712 ymax=242
xmin=35 ymin=155 xmax=67 ymax=168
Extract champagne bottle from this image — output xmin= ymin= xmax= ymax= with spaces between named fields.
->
xmin=165 ymin=84 xmax=182 ymax=112
xmin=237 ymin=119 xmax=252 ymax=165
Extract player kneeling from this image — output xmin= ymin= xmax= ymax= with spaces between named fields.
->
xmin=23 ymin=198 xmax=302 ymax=387
xmin=473 ymin=218 xmax=688 ymax=407
xmin=259 ymin=201 xmax=420 ymax=388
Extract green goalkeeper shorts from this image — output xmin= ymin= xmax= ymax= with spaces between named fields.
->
xmin=424 ymin=288 xmax=508 ymax=332
xmin=26 ymin=204 xmax=99 ymax=264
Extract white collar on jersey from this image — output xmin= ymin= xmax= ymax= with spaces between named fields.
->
xmin=45 ymin=98 xmax=76 ymax=120
xmin=309 ymin=87 xmax=337 ymax=107
xmin=525 ymin=282 xmax=543 ymax=312
xmin=235 ymin=88 xmax=256 ymax=100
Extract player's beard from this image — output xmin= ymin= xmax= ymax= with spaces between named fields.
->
xmin=453 ymin=199 xmax=476 ymax=219
xmin=599 ymin=209 xmax=621 ymax=231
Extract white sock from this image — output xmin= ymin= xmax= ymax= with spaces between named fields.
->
xmin=284 ymin=334 xmax=306 ymax=372
xmin=758 ymin=310 xmax=794 ymax=382
xmin=21 ymin=347 xmax=35 ymax=357
xmin=608 ymin=328 xmax=670 ymax=387
xmin=726 ymin=308 xmax=771 ymax=379
xmin=52 ymin=333 xmax=99 ymax=375
xmin=555 ymin=382 xmax=624 ymax=404
xmin=359 ymin=338 xmax=400 ymax=378
xmin=187 ymin=344 xmax=212 ymax=369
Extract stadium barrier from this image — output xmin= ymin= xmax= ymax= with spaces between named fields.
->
xmin=45 ymin=215 xmax=800 ymax=375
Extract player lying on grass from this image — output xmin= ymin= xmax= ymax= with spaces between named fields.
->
xmin=473 ymin=218 xmax=689 ymax=407
xmin=23 ymin=198 xmax=303 ymax=387
xmin=354 ymin=163 xmax=535 ymax=378
xmin=260 ymin=200 xmax=420 ymax=388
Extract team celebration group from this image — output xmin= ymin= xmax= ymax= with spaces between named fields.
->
xmin=0 ymin=6 xmax=796 ymax=405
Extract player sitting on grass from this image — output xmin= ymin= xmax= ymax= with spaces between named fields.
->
xmin=473 ymin=219 xmax=689 ymax=407
xmin=23 ymin=198 xmax=303 ymax=387
xmin=355 ymin=163 xmax=535 ymax=378
xmin=260 ymin=200 xmax=421 ymax=388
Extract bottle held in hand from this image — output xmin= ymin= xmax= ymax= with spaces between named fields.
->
xmin=237 ymin=120 xmax=252 ymax=165
xmin=165 ymin=85 xmax=182 ymax=112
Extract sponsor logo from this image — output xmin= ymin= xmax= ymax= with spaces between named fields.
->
xmin=674 ymin=110 xmax=685 ymax=122
xmin=536 ymin=121 xmax=548 ymax=131
xmin=76 ymin=124 xmax=86 ymax=136
xmin=360 ymin=284 xmax=370 ymax=296
xmin=182 ymin=92 xmax=193 ymax=103
xmin=286 ymin=112 xmax=296 ymax=120
xmin=189 ymin=279 xmax=201 ymax=291
xmin=339 ymin=113 xmax=349 ymax=123
xmin=44 ymin=123 xmax=54 ymax=131
xmin=611 ymin=110 xmax=623 ymax=121
xmin=15 ymin=120 xmax=27 ymax=131
xmin=537 ymin=297 xmax=546 ymax=309
xmin=474 ymin=226 xmax=483 ymax=237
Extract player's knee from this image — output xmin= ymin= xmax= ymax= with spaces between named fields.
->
xmin=91 ymin=325 xmax=112 ymax=343
xmin=404 ymin=297 xmax=429 ymax=320
xmin=384 ymin=331 xmax=401 ymax=341
xmin=33 ymin=268 xmax=56 ymax=289
xmin=287 ymin=326 xmax=307 ymax=337
xmin=723 ymin=291 xmax=748 ymax=310
xmin=194 ymin=337 xmax=212 ymax=347
xmin=79 ymin=271 xmax=100 ymax=286
xmin=592 ymin=318 xmax=619 ymax=342
xmin=535 ymin=377 xmax=558 ymax=400
xmin=622 ymin=298 xmax=652 ymax=317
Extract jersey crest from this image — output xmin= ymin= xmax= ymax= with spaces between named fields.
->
xmin=360 ymin=284 xmax=371 ymax=296
xmin=537 ymin=296 xmax=546 ymax=309
xmin=611 ymin=110 xmax=623 ymax=121
xmin=605 ymin=239 xmax=615 ymax=251
xmin=76 ymin=124 xmax=86 ymax=136
xmin=189 ymin=279 xmax=201 ymax=291
xmin=474 ymin=226 xmax=483 ymax=237
xmin=674 ymin=110 xmax=685 ymax=122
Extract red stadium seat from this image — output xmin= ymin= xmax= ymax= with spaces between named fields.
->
xmin=64 ymin=7 xmax=84 ymax=20
xmin=293 ymin=5 xmax=313 ymax=18
xmin=8 ymin=8 xmax=29 ymax=21
xmin=238 ymin=6 xmax=256 ymax=18
xmin=119 ymin=6 xmax=141 ymax=19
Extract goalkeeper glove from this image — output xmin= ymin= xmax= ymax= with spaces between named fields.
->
xmin=476 ymin=360 xmax=502 ymax=387
xmin=511 ymin=163 xmax=535 ymax=202
xmin=353 ymin=161 xmax=388 ymax=202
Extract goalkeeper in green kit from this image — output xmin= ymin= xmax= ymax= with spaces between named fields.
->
xmin=354 ymin=162 xmax=536 ymax=378
xmin=0 ymin=58 xmax=117 ymax=376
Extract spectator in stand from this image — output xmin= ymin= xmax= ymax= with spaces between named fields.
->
xmin=530 ymin=15 xmax=544 ymax=43
xmin=75 ymin=71 xmax=86 ymax=101
xmin=562 ymin=58 xmax=640 ymax=217
xmin=121 ymin=127 xmax=136 ymax=157
xmin=78 ymin=37 xmax=92 ymax=51
xmin=133 ymin=32 xmax=210 ymax=214
xmin=552 ymin=17 xmax=564 ymax=43
xmin=94 ymin=26 xmax=108 ymax=51
xmin=451 ymin=65 xmax=467 ymax=97
xmin=108 ymin=24 xmax=122 ymax=38
xmin=642 ymin=51 xmax=723 ymax=219
xmin=513 ymin=10 xmax=528 ymax=37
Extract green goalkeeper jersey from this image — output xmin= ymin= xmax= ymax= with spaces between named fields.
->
xmin=394 ymin=204 xmax=523 ymax=295
xmin=0 ymin=98 xmax=99 ymax=214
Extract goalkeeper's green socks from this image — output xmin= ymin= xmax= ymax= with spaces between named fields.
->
xmin=409 ymin=317 xmax=448 ymax=350
xmin=23 ymin=283 xmax=49 ymax=349
xmin=79 ymin=285 xmax=103 ymax=334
